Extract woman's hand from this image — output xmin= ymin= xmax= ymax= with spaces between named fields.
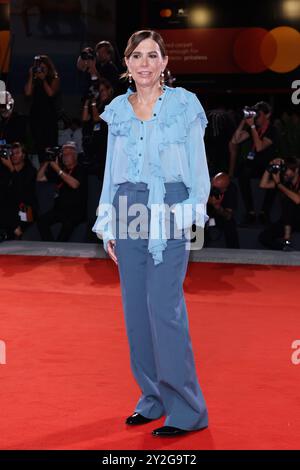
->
xmin=0 ymin=156 xmax=14 ymax=172
xmin=107 ymin=239 xmax=118 ymax=265
xmin=245 ymin=116 xmax=255 ymax=127
xmin=271 ymin=171 xmax=281 ymax=185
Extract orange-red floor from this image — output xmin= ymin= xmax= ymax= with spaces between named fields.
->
xmin=0 ymin=255 xmax=299 ymax=450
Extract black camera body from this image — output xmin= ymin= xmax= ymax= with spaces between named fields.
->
xmin=45 ymin=146 xmax=62 ymax=162
xmin=210 ymin=187 xmax=224 ymax=200
xmin=81 ymin=49 xmax=96 ymax=61
xmin=243 ymin=106 xmax=257 ymax=119
xmin=87 ymin=87 xmax=99 ymax=101
xmin=267 ymin=161 xmax=287 ymax=175
xmin=0 ymin=140 xmax=12 ymax=159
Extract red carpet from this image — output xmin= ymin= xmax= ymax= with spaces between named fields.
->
xmin=0 ymin=254 xmax=299 ymax=450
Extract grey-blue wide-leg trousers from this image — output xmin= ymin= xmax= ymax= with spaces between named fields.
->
xmin=112 ymin=181 xmax=208 ymax=431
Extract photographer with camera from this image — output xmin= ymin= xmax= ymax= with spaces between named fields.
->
xmin=77 ymin=42 xmax=122 ymax=98
xmin=95 ymin=41 xmax=122 ymax=93
xmin=204 ymin=172 xmax=240 ymax=248
xmin=24 ymin=54 xmax=60 ymax=163
xmin=258 ymin=157 xmax=300 ymax=251
xmin=230 ymin=101 xmax=279 ymax=226
xmin=81 ymin=78 xmax=113 ymax=179
xmin=77 ymin=46 xmax=100 ymax=84
xmin=0 ymin=142 xmax=37 ymax=242
xmin=36 ymin=142 xmax=87 ymax=241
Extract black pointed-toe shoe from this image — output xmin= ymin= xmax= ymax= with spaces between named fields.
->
xmin=126 ymin=412 xmax=154 ymax=425
xmin=152 ymin=426 xmax=187 ymax=437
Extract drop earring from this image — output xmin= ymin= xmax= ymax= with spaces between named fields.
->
xmin=128 ymin=71 xmax=132 ymax=84
xmin=160 ymin=70 xmax=165 ymax=87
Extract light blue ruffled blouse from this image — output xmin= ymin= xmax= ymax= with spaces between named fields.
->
xmin=92 ymin=85 xmax=211 ymax=265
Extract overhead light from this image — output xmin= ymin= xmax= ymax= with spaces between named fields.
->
xmin=281 ymin=0 xmax=300 ymax=20
xmin=189 ymin=6 xmax=213 ymax=27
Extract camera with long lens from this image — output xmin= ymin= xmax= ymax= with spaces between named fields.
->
xmin=87 ymin=86 xmax=99 ymax=101
xmin=267 ymin=161 xmax=287 ymax=175
xmin=0 ymin=139 xmax=12 ymax=159
xmin=210 ymin=186 xmax=224 ymax=200
xmin=80 ymin=48 xmax=96 ymax=61
xmin=45 ymin=146 xmax=62 ymax=162
xmin=243 ymin=106 xmax=257 ymax=119
xmin=32 ymin=55 xmax=43 ymax=75
xmin=85 ymin=76 xmax=100 ymax=102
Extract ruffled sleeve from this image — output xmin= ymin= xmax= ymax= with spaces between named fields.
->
xmin=99 ymin=94 xmax=132 ymax=136
xmin=171 ymin=90 xmax=211 ymax=231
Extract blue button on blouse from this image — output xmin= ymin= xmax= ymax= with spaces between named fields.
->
xmin=92 ymin=85 xmax=211 ymax=265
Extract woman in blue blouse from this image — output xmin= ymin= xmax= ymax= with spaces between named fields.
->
xmin=93 ymin=30 xmax=210 ymax=437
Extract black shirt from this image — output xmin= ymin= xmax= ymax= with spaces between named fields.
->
xmin=9 ymin=161 xmax=37 ymax=210
xmin=82 ymin=116 xmax=108 ymax=178
xmin=47 ymin=164 xmax=87 ymax=217
xmin=244 ymin=123 xmax=280 ymax=166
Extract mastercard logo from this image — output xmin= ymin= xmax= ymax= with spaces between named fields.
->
xmin=233 ymin=26 xmax=300 ymax=73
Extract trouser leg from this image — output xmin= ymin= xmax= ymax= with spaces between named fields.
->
xmin=57 ymin=214 xmax=83 ymax=241
xmin=146 ymin=228 xmax=208 ymax=431
xmin=258 ymin=219 xmax=284 ymax=249
xmin=37 ymin=209 xmax=59 ymax=241
xmin=261 ymin=188 xmax=276 ymax=217
xmin=238 ymin=163 xmax=254 ymax=213
xmin=114 ymin=187 xmax=165 ymax=419
xmin=217 ymin=216 xmax=240 ymax=248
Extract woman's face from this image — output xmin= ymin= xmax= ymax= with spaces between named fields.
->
xmin=125 ymin=38 xmax=168 ymax=89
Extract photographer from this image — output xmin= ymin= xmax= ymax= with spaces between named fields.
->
xmin=81 ymin=78 xmax=113 ymax=180
xmin=204 ymin=172 xmax=240 ymax=248
xmin=230 ymin=102 xmax=279 ymax=225
xmin=24 ymin=54 xmax=60 ymax=163
xmin=77 ymin=46 xmax=99 ymax=97
xmin=0 ymin=142 xmax=37 ymax=241
xmin=77 ymin=42 xmax=122 ymax=97
xmin=95 ymin=41 xmax=122 ymax=93
xmin=36 ymin=142 xmax=87 ymax=241
xmin=258 ymin=157 xmax=300 ymax=251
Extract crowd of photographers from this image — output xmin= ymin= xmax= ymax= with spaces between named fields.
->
xmin=0 ymin=41 xmax=120 ymax=243
xmin=1 ymin=41 xmax=300 ymax=251
xmin=204 ymin=102 xmax=300 ymax=251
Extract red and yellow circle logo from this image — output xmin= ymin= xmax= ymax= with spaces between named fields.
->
xmin=233 ymin=26 xmax=300 ymax=73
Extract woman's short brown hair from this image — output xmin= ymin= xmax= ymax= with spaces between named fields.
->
xmin=120 ymin=29 xmax=167 ymax=85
